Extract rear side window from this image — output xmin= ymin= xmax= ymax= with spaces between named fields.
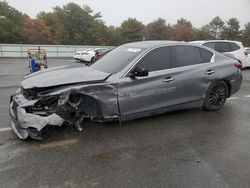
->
xmin=172 ymin=46 xmax=202 ymax=68
xmin=136 ymin=47 xmax=171 ymax=72
xmin=215 ymin=42 xmax=231 ymax=53
xmin=229 ymin=42 xmax=240 ymax=51
xmin=200 ymin=48 xmax=213 ymax=63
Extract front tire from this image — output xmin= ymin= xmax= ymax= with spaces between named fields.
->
xmin=204 ymin=81 xmax=229 ymax=111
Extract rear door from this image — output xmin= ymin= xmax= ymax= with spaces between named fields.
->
xmin=169 ymin=45 xmax=215 ymax=105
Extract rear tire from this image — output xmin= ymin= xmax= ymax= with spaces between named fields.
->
xmin=204 ymin=81 xmax=228 ymax=111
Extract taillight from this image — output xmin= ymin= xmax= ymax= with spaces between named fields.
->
xmin=244 ymin=50 xmax=248 ymax=57
xmin=234 ymin=60 xmax=242 ymax=70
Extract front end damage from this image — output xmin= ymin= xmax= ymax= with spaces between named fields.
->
xmin=9 ymin=83 xmax=119 ymax=140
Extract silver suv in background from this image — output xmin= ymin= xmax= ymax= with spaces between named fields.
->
xmin=191 ymin=40 xmax=249 ymax=68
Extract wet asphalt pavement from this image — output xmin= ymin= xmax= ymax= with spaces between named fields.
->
xmin=0 ymin=58 xmax=250 ymax=188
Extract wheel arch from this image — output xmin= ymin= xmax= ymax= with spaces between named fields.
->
xmin=223 ymin=80 xmax=232 ymax=98
xmin=59 ymin=90 xmax=119 ymax=121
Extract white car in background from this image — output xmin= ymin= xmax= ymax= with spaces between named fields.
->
xmin=74 ymin=48 xmax=91 ymax=61
xmin=191 ymin=40 xmax=250 ymax=68
xmin=74 ymin=48 xmax=108 ymax=63
xmin=245 ymin=47 xmax=250 ymax=66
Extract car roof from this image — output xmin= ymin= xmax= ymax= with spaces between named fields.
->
xmin=192 ymin=40 xmax=245 ymax=48
xmin=122 ymin=40 xmax=192 ymax=49
xmin=191 ymin=40 xmax=243 ymax=44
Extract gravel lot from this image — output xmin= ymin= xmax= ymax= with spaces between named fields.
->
xmin=0 ymin=58 xmax=250 ymax=188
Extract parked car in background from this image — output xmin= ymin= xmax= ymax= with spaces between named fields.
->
xmin=74 ymin=48 xmax=108 ymax=63
xmin=9 ymin=41 xmax=242 ymax=140
xmin=73 ymin=48 xmax=91 ymax=61
xmin=93 ymin=48 xmax=114 ymax=62
xmin=245 ymin=47 xmax=250 ymax=66
xmin=191 ymin=40 xmax=249 ymax=68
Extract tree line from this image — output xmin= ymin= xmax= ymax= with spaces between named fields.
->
xmin=1 ymin=1 xmax=250 ymax=46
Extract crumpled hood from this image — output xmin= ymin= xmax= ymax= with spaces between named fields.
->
xmin=21 ymin=65 xmax=110 ymax=89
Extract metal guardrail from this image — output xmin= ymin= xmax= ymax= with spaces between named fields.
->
xmin=0 ymin=44 xmax=114 ymax=58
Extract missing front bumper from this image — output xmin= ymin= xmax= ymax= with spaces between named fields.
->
xmin=9 ymin=95 xmax=65 ymax=140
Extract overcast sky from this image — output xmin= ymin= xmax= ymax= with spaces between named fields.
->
xmin=5 ymin=0 xmax=250 ymax=27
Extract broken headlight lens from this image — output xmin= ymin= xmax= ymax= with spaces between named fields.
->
xmin=26 ymin=96 xmax=59 ymax=116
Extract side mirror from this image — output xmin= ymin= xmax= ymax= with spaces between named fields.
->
xmin=129 ymin=67 xmax=149 ymax=78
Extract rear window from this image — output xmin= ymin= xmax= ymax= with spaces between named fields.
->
xmin=215 ymin=42 xmax=231 ymax=53
xmin=229 ymin=42 xmax=240 ymax=51
xmin=203 ymin=42 xmax=240 ymax=53
xmin=203 ymin=42 xmax=215 ymax=50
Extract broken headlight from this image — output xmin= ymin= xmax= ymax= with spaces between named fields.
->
xmin=25 ymin=96 xmax=59 ymax=116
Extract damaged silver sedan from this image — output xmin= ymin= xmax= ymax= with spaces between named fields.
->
xmin=9 ymin=41 xmax=242 ymax=140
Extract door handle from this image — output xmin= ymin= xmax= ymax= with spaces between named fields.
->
xmin=163 ymin=77 xmax=175 ymax=82
xmin=205 ymin=70 xmax=215 ymax=75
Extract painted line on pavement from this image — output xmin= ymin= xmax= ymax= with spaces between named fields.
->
xmin=228 ymin=97 xmax=239 ymax=100
xmin=228 ymin=95 xmax=250 ymax=99
xmin=0 ymin=85 xmax=20 ymax=89
xmin=0 ymin=127 xmax=12 ymax=132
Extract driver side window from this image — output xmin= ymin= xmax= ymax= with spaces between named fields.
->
xmin=135 ymin=47 xmax=171 ymax=72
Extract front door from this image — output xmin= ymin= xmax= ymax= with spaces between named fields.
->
xmin=118 ymin=46 xmax=179 ymax=117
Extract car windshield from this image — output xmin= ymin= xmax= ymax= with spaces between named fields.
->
xmin=91 ymin=46 xmax=144 ymax=74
